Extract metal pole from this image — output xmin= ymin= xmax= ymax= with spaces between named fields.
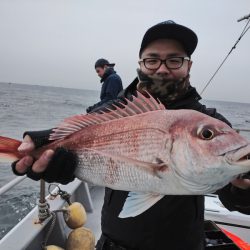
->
xmin=238 ymin=13 xmax=250 ymax=22
xmin=37 ymin=179 xmax=50 ymax=222
xmin=40 ymin=179 xmax=46 ymax=203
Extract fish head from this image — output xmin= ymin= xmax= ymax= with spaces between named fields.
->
xmin=166 ymin=110 xmax=250 ymax=193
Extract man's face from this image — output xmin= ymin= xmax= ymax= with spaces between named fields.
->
xmin=95 ymin=66 xmax=106 ymax=78
xmin=139 ymin=39 xmax=192 ymax=80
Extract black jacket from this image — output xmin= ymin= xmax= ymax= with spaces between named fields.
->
xmin=97 ymin=79 xmax=249 ymax=250
xmin=87 ymin=68 xmax=123 ymax=113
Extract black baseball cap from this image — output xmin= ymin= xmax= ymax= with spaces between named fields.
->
xmin=95 ymin=58 xmax=115 ymax=68
xmin=139 ymin=20 xmax=198 ymax=57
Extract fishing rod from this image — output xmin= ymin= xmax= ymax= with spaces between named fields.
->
xmin=200 ymin=13 xmax=250 ymax=95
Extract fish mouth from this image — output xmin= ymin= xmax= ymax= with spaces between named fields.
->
xmin=225 ymin=144 xmax=250 ymax=167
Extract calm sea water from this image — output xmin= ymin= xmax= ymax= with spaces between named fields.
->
xmin=0 ymin=82 xmax=99 ymax=239
xmin=0 ymin=82 xmax=250 ymax=239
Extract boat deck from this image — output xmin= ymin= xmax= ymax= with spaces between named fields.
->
xmin=0 ymin=180 xmax=249 ymax=249
xmin=0 ymin=180 xmax=105 ymax=249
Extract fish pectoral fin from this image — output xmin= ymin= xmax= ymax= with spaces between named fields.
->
xmin=118 ymin=192 xmax=164 ymax=218
xmin=154 ymin=157 xmax=169 ymax=178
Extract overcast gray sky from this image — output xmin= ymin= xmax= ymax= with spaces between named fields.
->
xmin=0 ymin=0 xmax=249 ymax=103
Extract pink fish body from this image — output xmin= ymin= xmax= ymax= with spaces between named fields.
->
xmin=1 ymin=92 xmax=250 ymax=217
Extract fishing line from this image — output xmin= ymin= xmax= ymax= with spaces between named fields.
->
xmin=200 ymin=16 xmax=250 ymax=95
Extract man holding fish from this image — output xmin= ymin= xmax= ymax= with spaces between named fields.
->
xmin=10 ymin=20 xmax=250 ymax=250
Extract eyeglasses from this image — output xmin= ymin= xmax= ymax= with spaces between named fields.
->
xmin=138 ymin=56 xmax=190 ymax=70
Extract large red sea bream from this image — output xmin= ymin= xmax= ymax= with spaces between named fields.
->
xmin=1 ymin=92 xmax=250 ymax=217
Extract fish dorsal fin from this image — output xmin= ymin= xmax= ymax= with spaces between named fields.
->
xmin=49 ymin=91 xmax=165 ymax=141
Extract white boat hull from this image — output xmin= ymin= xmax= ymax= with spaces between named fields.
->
xmin=205 ymin=194 xmax=250 ymax=244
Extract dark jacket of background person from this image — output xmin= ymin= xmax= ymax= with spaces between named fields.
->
xmin=86 ymin=68 xmax=123 ymax=113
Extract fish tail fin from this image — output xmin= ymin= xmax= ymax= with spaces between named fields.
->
xmin=0 ymin=136 xmax=22 ymax=162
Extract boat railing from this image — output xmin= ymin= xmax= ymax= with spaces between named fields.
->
xmin=0 ymin=179 xmax=94 ymax=250
xmin=0 ymin=176 xmax=27 ymax=196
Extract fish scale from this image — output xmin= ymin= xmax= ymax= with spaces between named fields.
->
xmin=72 ymin=122 xmax=168 ymax=192
xmin=87 ymin=129 xmax=166 ymax=159
xmin=76 ymin=151 xmax=161 ymax=191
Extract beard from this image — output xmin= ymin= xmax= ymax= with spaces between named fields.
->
xmin=136 ymin=69 xmax=190 ymax=103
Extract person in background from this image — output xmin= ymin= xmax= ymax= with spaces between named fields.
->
xmin=86 ymin=58 xmax=123 ymax=113
xmin=12 ymin=20 xmax=250 ymax=250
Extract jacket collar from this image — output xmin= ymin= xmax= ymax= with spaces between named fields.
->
xmin=101 ymin=68 xmax=116 ymax=82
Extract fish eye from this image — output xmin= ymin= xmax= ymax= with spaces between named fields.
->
xmin=200 ymin=128 xmax=214 ymax=140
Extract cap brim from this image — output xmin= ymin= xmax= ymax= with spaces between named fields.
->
xmin=107 ymin=63 xmax=115 ymax=67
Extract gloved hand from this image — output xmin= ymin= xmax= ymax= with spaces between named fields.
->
xmin=11 ymin=130 xmax=78 ymax=184
xmin=86 ymin=105 xmax=93 ymax=113
xmin=217 ymin=181 xmax=250 ymax=215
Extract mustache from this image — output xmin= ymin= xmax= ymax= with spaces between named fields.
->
xmin=149 ymin=75 xmax=189 ymax=85
xmin=136 ymin=68 xmax=190 ymax=82
xmin=149 ymin=74 xmax=173 ymax=80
